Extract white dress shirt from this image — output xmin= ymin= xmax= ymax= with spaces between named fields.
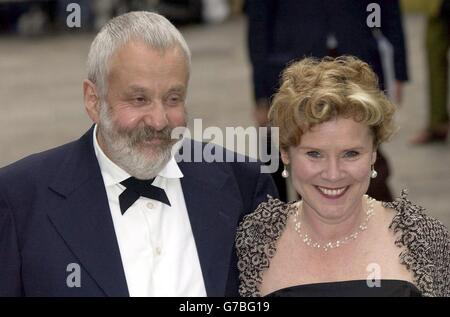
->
xmin=93 ymin=125 xmax=206 ymax=297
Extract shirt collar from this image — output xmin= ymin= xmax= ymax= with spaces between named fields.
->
xmin=93 ymin=124 xmax=183 ymax=187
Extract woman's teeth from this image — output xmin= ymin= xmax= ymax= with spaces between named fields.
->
xmin=317 ymin=186 xmax=347 ymax=196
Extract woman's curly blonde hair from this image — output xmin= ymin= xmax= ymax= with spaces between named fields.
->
xmin=268 ymin=56 xmax=397 ymax=150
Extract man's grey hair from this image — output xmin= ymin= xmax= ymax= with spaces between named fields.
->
xmin=87 ymin=11 xmax=191 ymax=97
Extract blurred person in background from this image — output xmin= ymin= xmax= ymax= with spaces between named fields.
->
xmin=406 ymin=0 xmax=450 ymax=144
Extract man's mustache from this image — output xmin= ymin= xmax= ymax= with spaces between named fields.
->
xmin=125 ymin=125 xmax=173 ymax=147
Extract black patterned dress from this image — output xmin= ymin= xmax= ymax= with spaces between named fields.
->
xmin=235 ymin=190 xmax=450 ymax=297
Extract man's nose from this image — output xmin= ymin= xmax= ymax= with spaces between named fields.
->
xmin=143 ymin=101 xmax=168 ymax=131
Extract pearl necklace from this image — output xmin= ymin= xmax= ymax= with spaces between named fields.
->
xmin=292 ymin=195 xmax=375 ymax=252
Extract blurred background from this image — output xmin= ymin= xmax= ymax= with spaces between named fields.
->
xmin=0 ymin=0 xmax=449 ymax=228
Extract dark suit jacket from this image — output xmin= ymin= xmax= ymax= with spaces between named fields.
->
xmin=245 ymin=0 xmax=408 ymax=101
xmin=0 ymin=127 xmax=278 ymax=296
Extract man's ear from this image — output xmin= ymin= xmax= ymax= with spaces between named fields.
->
xmin=281 ymin=148 xmax=290 ymax=166
xmin=83 ymin=79 xmax=101 ymax=123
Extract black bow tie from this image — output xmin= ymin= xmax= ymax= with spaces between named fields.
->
xmin=119 ymin=177 xmax=171 ymax=214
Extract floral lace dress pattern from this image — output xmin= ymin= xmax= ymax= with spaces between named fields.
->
xmin=236 ymin=190 xmax=450 ymax=297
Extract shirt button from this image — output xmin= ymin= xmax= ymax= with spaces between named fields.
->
xmin=155 ymin=247 xmax=161 ymax=256
xmin=146 ymin=202 xmax=154 ymax=209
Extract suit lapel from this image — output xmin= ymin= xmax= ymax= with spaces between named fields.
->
xmin=178 ymin=158 xmax=243 ymax=296
xmin=47 ymin=127 xmax=129 ymax=297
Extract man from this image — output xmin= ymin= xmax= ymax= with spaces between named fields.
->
xmin=245 ymin=0 xmax=408 ymax=202
xmin=0 ymin=11 xmax=277 ymax=296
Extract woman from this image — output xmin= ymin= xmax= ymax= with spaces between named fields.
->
xmin=236 ymin=56 xmax=450 ymax=297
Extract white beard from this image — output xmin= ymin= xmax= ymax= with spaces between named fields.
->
xmin=97 ymin=102 xmax=175 ymax=180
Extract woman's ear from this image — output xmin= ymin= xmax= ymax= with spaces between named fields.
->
xmin=83 ymin=79 xmax=101 ymax=123
xmin=281 ymin=148 xmax=290 ymax=166
xmin=371 ymin=149 xmax=377 ymax=165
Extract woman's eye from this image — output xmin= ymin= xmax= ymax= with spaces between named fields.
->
xmin=306 ymin=151 xmax=321 ymax=158
xmin=344 ymin=150 xmax=360 ymax=158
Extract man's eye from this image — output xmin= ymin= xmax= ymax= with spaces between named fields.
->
xmin=344 ymin=151 xmax=360 ymax=158
xmin=306 ymin=151 xmax=321 ymax=158
xmin=134 ymin=97 xmax=146 ymax=103
xmin=167 ymin=94 xmax=183 ymax=104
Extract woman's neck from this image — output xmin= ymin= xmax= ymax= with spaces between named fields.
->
xmin=298 ymin=197 xmax=369 ymax=243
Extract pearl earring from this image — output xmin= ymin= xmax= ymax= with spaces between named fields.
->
xmin=370 ymin=165 xmax=378 ymax=179
xmin=282 ymin=165 xmax=289 ymax=178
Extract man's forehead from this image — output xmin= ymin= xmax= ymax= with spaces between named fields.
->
xmin=124 ymin=84 xmax=187 ymax=93
xmin=107 ymin=43 xmax=188 ymax=78
xmin=111 ymin=39 xmax=183 ymax=61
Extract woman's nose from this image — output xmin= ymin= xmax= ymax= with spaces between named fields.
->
xmin=321 ymin=158 xmax=342 ymax=181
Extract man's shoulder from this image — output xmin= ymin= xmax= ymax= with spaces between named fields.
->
xmin=0 ymin=138 xmax=79 ymax=182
